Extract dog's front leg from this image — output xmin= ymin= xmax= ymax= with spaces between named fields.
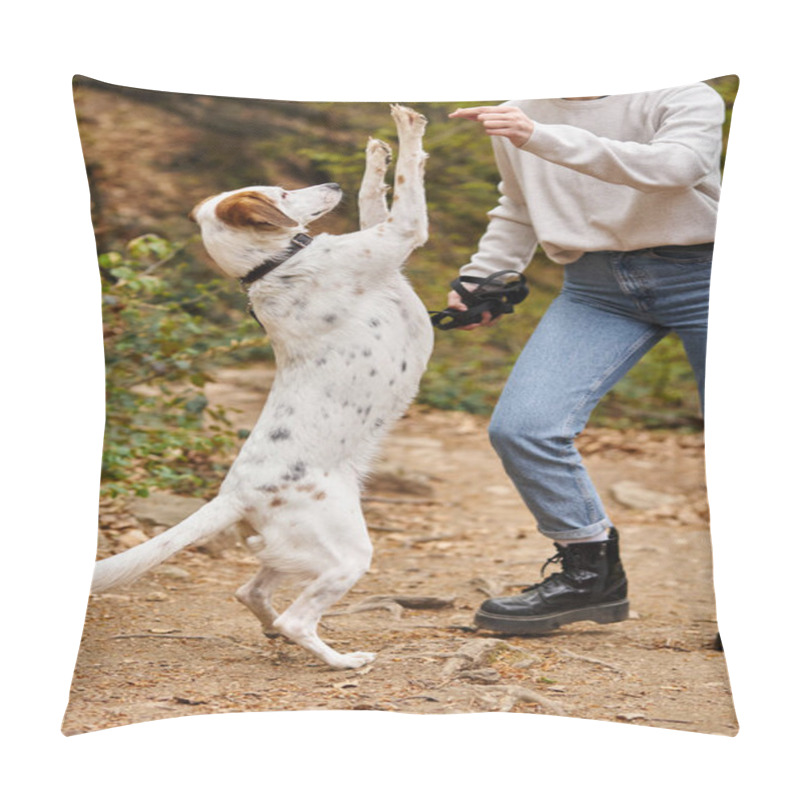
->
xmin=386 ymin=105 xmax=428 ymax=247
xmin=358 ymin=137 xmax=392 ymax=229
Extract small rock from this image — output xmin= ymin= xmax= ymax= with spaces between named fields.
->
xmin=460 ymin=668 xmax=501 ymax=684
xmin=130 ymin=492 xmax=206 ymax=528
xmin=117 ymin=529 xmax=149 ymax=547
xmin=485 ymin=485 xmax=514 ymax=497
xmin=155 ymin=565 xmax=191 ymax=580
xmin=130 ymin=492 xmax=243 ymax=556
xmin=610 ymin=480 xmax=682 ymax=510
xmin=364 ymin=469 xmax=433 ymax=497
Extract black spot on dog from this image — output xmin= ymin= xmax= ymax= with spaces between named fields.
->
xmin=315 ymin=357 xmax=328 ymax=367
xmin=323 ymin=314 xmax=337 ymax=324
xmin=258 ymin=484 xmax=280 ymax=493
xmin=369 ymin=318 xmax=381 ymax=328
xmin=281 ymin=461 xmax=307 ymax=482
xmin=401 ymin=360 xmax=407 ymax=372
xmin=270 ymin=427 xmax=291 ymax=441
xmin=369 ymin=368 xmax=377 ymax=377
xmin=362 ymin=348 xmax=372 ymax=357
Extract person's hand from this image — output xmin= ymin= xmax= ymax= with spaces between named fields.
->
xmin=445 ymin=288 xmax=495 ymax=330
xmin=449 ymin=105 xmax=535 ymax=147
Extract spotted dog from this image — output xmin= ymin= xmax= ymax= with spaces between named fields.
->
xmin=91 ymin=106 xmax=433 ymax=669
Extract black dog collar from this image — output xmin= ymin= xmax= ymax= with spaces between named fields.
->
xmin=240 ymin=233 xmax=313 ymax=287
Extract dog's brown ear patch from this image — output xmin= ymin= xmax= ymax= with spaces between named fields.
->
xmin=215 ymin=191 xmax=298 ymax=229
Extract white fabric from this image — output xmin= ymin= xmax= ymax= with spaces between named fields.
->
xmin=462 ymin=83 xmax=725 ymax=277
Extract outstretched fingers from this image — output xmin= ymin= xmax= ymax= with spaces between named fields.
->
xmin=449 ymin=105 xmax=534 ymax=147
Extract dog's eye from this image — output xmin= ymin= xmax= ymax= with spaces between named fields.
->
xmin=281 ymin=192 xmax=289 ymax=200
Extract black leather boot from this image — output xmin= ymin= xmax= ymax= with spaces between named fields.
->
xmin=474 ymin=527 xmax=629 ymax=634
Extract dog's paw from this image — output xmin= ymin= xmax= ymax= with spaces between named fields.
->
xmin=330 ymin=651 xmax=377 ymax=670
xmin=366 ymin=137 xmax=392 ymax=167
xmin=390 ymin=104 xmax=427 ymax=135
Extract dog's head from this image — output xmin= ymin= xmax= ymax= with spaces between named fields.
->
xmin=189 ymin=183 xmax=343 ymax=279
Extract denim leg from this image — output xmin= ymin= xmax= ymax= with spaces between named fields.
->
xmin=488 ymin=248 xmax=711 ymax=541
xmin=675 ymin=326 xmax=708 ymax=414
xmin=643 ymin=254 xmax=712 ymax=414
xmin=489 ymin=290 xmax=665 ymax=540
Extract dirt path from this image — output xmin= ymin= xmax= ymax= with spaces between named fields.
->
xmin=63 ymin=367 xmax=737 ymax=736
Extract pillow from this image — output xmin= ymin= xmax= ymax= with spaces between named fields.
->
xmin=64 ymin=75 xmax=739 ymax=736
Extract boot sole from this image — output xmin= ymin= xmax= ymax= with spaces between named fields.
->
xmin=474 ymin=599 xmax=630 ymax=635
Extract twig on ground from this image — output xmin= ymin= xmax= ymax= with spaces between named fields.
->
xmin=324 ymin=594 xmax=456 ymax=620
xmin=478 ymin=685 xmax=567 ymax=715
xmin=560 ymin=648 xmax=627 ymax=675
xmin=325 ymin=600 xmax=405 ymax=620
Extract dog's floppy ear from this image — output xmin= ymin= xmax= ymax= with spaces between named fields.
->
xmin=188 ymin=195 xmax=215 ymax=224
xmin=215 ymin=191 xmax=298 ymax=229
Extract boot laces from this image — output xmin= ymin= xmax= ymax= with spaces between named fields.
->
xmin=521 ymin=546 xmax=569 ymax=593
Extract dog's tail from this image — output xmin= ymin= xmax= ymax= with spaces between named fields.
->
xmin=91 ymin=495 xmax=243 ymax=594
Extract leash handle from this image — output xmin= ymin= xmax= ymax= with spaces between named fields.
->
xmin=430 ymin=270 xmax=529 ymax=330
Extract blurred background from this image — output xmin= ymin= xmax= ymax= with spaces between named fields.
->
xmin=73 ymin=75 xmax=738 ymax=498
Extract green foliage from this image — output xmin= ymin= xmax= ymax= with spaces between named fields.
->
xmin=707 ymin=75 xmax=739 ymax=175
xmin=99 ymin=234 xmax=266 ymax=498
xmin=94 ymin=82 xmax=737 ymax=495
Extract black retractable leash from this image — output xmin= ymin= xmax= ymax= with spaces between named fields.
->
xmin=429 ymin=270 xmax=529 ymax=330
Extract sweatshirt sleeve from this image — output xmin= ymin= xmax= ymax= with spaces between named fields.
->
xmin=520 ymin=84 xmax=725 ymax=193
xmin=460 ymin=137 xmax=539 ymax=278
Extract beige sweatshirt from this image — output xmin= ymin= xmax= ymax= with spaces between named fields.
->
xmin=461 ymin=82 xmax=726 ymax=277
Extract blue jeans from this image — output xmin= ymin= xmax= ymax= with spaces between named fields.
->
xmin=488 ymin=246 xmax=712 ymax=541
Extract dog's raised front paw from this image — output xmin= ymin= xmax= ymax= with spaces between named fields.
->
xmin=390 ymin=104 xmax=427 ymax=134
xmin=366 ymin=137 xmax=392 ymax=167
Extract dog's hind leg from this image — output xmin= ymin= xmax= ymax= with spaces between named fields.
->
xmin=235 ymin=566 xmax=284 ymax=633
xmin=270 ymin=514 xmax=375 ymax=669
xmin=358 ymin=137 xmax=392 ymax=229
xmin=387 ymin=105 xmax=428 ymax=246
xmin=273 ymin=566 xmax=375 ymax=669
